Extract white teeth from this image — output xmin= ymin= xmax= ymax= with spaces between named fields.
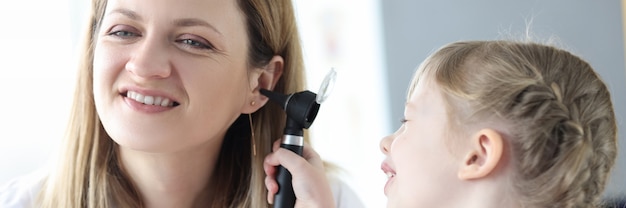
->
xmin=144 ymin=96 xmax=154 ymax=105
xmin=160 ymin=98 xmax=170 ymax=107
xmin=126 ymin=91 xmax=175 ymax=107
xmin=135 ymin=93 xmax=144 ymax=102
xmin=128 ymin=91 xmax=136 ymax=99
xmin=386 ymin=172 xmax=395 ymax=179
xmin=154 ymin=96 xmax=163 ymax=105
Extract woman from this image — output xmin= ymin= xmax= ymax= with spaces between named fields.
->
xmin=0 ymin=0 xmax=363 ymax=207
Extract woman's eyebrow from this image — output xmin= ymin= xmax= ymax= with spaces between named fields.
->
xmin=106 ymin=8 xmax=223 ymax=36
xmin=173 ymin=18 xmax=223 ymax=36
xmin=107 ymin=8 xmax=142 ymax=21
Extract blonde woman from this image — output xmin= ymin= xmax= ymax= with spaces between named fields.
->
xmin=265 ymin=40 xmax=618 ymax=207
xmin=0 ymin=0 xmax=363 ymax=207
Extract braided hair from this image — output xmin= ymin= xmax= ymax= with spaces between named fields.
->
xmin=418 ymin=40 xmax=617 ymax=207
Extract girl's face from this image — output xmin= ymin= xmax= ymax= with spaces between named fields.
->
xmin=380 ymin=75 xmax=462 ymax=207
xmin=93 ymin=0 xmax=255 ymax=153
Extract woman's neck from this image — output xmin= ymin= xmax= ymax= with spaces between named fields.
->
xmin=118 ymin=139 xmax=222 ymax=208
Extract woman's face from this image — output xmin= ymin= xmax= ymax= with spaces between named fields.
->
xmin=379 ymin=74 xmax=462 ymax=207
xmin=93 ymin=0 xmax=253 ymax=152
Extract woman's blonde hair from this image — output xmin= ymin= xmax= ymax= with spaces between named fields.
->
xmin=411 ymin=40 xmax=617 ymax=207
xmin=38 ymin=0 xmax=305 ymax=207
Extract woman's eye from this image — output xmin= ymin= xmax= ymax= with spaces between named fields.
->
xmin=110 ymin=30 xmax=137 ymax=37
xmin=400 ymin=118 xmax=408 ymax=124
xmin=176 ymin=37 xmax=214 ymax=50
xmin=106 ymin=25 xmax=140 ymax=38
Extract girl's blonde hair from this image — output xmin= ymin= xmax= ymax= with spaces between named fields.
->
xmin=410 ymin=40 xmax=617 ymax=207
xmin=38 ymin=0 xmax=305 ymax=207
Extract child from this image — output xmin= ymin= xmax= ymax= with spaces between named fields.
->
xmin=264 ymin=40 xmax=618 ymax=207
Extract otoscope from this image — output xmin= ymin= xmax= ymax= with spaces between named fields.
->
xmin=260 ymin=68 xmax=336 ymax=208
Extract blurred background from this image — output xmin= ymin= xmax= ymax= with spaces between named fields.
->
xmin=0 ymin=1 xmax=624 ymax=207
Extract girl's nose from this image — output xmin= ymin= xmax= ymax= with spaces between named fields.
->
xmin=125 ymin=37 xmax=172 ymax=79
xmin=380 ymin=134 xmax=394 ymax=155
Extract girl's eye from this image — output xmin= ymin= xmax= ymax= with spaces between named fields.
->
xmin=177 ymin=38 xmax=213 ymax=50
xmin=400 ymin=118 xmax=408 ymax=124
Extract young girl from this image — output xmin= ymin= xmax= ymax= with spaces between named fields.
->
xmin=264 ymin=40 xmax=618 ymax=207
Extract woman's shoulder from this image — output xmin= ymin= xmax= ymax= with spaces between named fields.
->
xmin=327 ymin=174 xmax=366 ymax=208
xmin=0 ymin=170 xmax=46 ymax=208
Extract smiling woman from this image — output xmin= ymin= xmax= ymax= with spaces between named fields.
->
xmin=0 ymin=0 xmax=364 ymax=207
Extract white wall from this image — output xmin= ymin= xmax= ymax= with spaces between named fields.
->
xmin=0 ymin=0 xmax=74 ymax=185
xmin=294 ymin=1 xmax=390 ymax=207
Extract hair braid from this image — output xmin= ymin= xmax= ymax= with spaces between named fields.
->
xmin=511 ymin=81 xmax=597 ymax=207
xmin=506 ymin=43 xmax=615 ymax=207
xmin=427 ymin=40 xmax=617 ymax=207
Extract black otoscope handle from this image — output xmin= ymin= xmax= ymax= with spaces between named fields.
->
xmin=273 ymin=143 xmax=303 ymax=208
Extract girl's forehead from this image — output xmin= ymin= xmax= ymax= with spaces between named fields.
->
xmin=407 ymin=66 xmax=435 ymax=100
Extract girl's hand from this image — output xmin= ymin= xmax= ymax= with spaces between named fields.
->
xmin=263 ymin=139 xmax=335 ymax=208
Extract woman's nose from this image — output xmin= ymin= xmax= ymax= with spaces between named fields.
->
xmin=125 ymin=37 xmax=172 ymax=79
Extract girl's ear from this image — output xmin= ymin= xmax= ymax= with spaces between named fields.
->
xmin=457 ymin=128 xmax=504 ymax=180
xmin=241 ymin=55 xmax=284 ymax=114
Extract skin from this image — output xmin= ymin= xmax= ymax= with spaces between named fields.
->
xmin=264 ymin=72 xmax=515 ymax=207
xmin=92 ymin=0 xmax=282 ymax=207
xmin=379 ymin=76 xmax=461 ymax=207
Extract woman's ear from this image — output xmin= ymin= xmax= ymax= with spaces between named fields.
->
xmin=457 ymin=128 xmax=504 ymax=180
xmin=241 ymin=55 xmax=284 ymax=114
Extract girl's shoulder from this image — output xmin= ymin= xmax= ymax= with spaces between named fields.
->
xmin=327 ymin=173 xmax=366 ymax=208
xmin=0 ymin=170 xmax=46 ymax=208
